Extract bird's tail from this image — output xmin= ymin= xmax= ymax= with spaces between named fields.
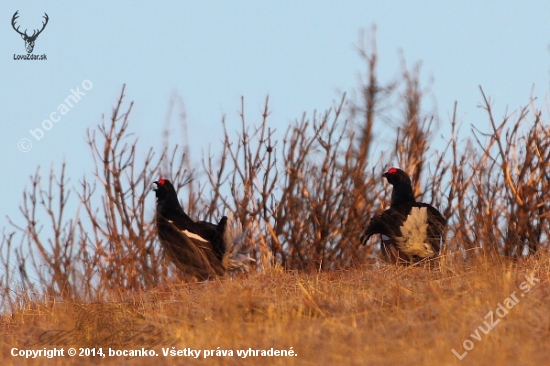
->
xmin=222 ymin=213 xmax=255 ymax=272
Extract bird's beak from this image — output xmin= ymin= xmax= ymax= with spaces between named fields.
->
xmin=151 ymin=181 xmax=159 ymax=191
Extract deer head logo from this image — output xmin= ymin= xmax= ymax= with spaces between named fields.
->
xmin=12 ymin=11 xmax=49 ymax=54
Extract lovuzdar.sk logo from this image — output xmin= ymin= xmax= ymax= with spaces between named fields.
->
xmin=12 ymin=10 xmax=48 ymax=60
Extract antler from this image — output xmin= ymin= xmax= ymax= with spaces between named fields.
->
xmin=11 ymin=11 xmax=49 ymax=40
xmin=11 ymin=11 xmax=25 ymax=37
xmin=29 ymin=13 xmax=49 ymax=39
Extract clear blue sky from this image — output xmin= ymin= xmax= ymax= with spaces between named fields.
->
xmin=1 ymin=1 xmax=549 ymax=239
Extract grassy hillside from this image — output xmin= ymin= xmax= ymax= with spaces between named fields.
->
xmin=2 ymin=255 xmax=549 ymax=365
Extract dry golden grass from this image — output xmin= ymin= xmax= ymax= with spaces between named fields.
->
xmin=1 ymin=253 xmax=549 ymax=365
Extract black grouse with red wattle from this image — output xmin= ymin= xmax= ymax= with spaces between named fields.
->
xmin=361 ymin=168 xmax=446 ymax=264
xmin=153 ymin=178 xmax=253 ymax=279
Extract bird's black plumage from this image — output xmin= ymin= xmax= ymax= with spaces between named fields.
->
xmin=361 ymin=168 xmax=446 ymax=264
xmin=153 ymin=179 xmax=227 ymax=279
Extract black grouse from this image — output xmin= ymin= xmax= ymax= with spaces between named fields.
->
xmin=153 ymin=178 xmax=253 ymax=280
xmin=361 ymin=168 xmax=446 ymax=264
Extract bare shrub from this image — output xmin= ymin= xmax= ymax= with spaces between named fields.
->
xmin=1 ymin=35 xmax=549 ymax=310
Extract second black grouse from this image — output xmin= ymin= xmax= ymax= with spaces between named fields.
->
xmin=361 ymin=168 xmax=446 ymax=264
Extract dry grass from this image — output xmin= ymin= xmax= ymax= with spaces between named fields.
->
xmin=1 ymin=33 xmax=550 ymax=364
xmin=1 ymin=256 xmax=549 ymax=365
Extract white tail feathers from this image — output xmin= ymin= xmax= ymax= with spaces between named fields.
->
xmin=222 ymin=213 xmax=255 ymax=272
xmin=396 ymin=207 xmax=435 ymax=259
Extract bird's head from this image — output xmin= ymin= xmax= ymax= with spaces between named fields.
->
xmin=152 ymin=178 xmax=176 ymax=200
xmin=382 ymin=167 xmax=412 ymax=187
xmin=382 ymin=167 xmax=415 ymax=205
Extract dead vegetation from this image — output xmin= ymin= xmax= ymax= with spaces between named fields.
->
xmin=1 ymin=258 xmax=549 ymax=365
